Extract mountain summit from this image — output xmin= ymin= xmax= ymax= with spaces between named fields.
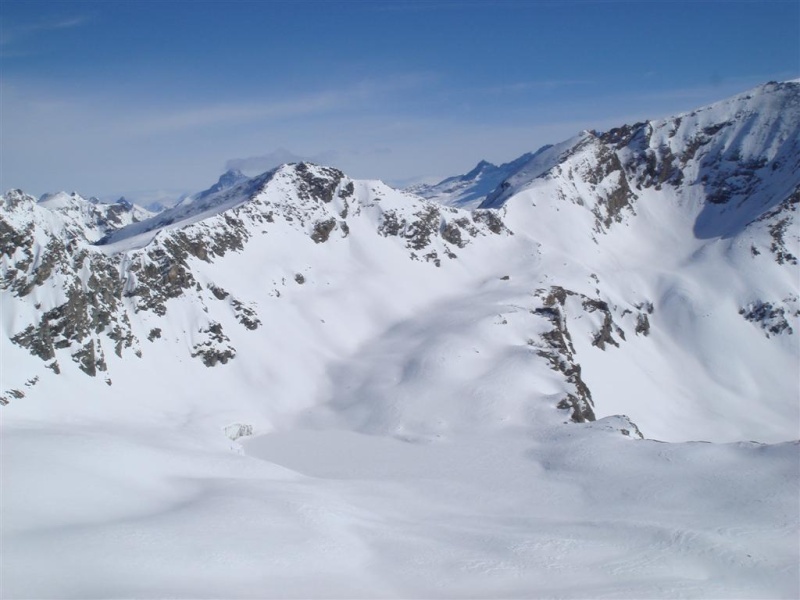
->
xmin=407 ymin=150 xmax=543 ymax=208
xmin=193 ymin=168 xmax=250 ymax=202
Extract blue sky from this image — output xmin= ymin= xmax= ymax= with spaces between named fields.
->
xmin=1 ymin=0 xmax=798 ymax=200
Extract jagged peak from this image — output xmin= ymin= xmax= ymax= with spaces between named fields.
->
xmin=193 ymin=168 xmax=251 ymax=202
xmin=281 ymin=161 xmax=344 ymax=178
xmin=215 ymin=168 xmax=247 ymax=188
xmin=2 ymin=189 xmax=36 ymax=211
xmin=219 ymin=167 xmax=245 ymax=178
xmin=37 ymin=191 xmax=84 ymax=209
xmin=462 ymin=160 xmax=497 ymax=180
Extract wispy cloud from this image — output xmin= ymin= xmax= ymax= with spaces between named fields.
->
xmin=116 ymin=73 xmax=438 ymax=136
xmin=47 ymin=16 xmax=89 ymax=30
xmin=485 ymin=79 xmax=592 ymax=94
xmin=123 ymin=96 xmax=343 ymax=136
xmin=1 ymin=14 xmax=89 ymax=48
xmin=0 ymin=71 xmax=442 ymax=194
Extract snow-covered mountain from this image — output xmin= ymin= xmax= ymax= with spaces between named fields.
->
xmin=406 ymin=150 xmax=544 ymax=208
xmin=192 ymin=167 xmax=249 ymax=201
xmin=2 ymin=81 xmax=798 ymax=599
xmin=35 ymin=191 xmax=155 ymax=241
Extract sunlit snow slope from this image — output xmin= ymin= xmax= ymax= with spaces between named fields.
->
xmin=1 ymin=81 xmax=798 ymax=599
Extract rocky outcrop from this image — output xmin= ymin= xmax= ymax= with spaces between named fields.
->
xmin=740 ymin=297 xmax=798 ymax=337
xmin=294 ymin=162 xmax=344 ymax=204
xmin=527 ymin=287 xmax=594 ymax=423
xmin=525 ymin=286 xmax=658 ymax=423
xmin=377 ymin=203 xmax=512 ymax=265
xmin=191 ymin=322 xmax=236 ymax=367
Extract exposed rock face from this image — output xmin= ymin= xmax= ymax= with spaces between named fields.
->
xmin=310 ymin=218 xmax=337 ymax=243
xmin=231 ymin=298 xmax=261 ymax=330
xmin=2 ymin=195 xmax=137 ymax=378
xmin=523 ymin=285 xmax=661 ymax=423
xmin=529 ymin=295 xmax=596 ymax=423
xmin=755 ymin=187 xmax=799 ymax=265
xmin=293 ymin=162 xmax=343 ymax=204
xmin=377 ymin=203 xmax=512 ymax=266
xmin=191 ymin=322 xmax=236 ymax=367
xmin=740 ymin=298 xmax=798 ymax=337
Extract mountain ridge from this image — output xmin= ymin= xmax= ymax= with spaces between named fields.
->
xmin=411 ymin=81 xmax=799 ymax=227
xmin=1 ymin=80 xmax=798 ymax=443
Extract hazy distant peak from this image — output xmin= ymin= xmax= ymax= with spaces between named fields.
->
xmin=463 ymin=160 xmax=497 ymax=180
xmin=218 ymin=168 xmax=247 ymax=186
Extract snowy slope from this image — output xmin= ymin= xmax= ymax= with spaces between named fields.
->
xmin=1 ymin=81 xmax=799 ymax=599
